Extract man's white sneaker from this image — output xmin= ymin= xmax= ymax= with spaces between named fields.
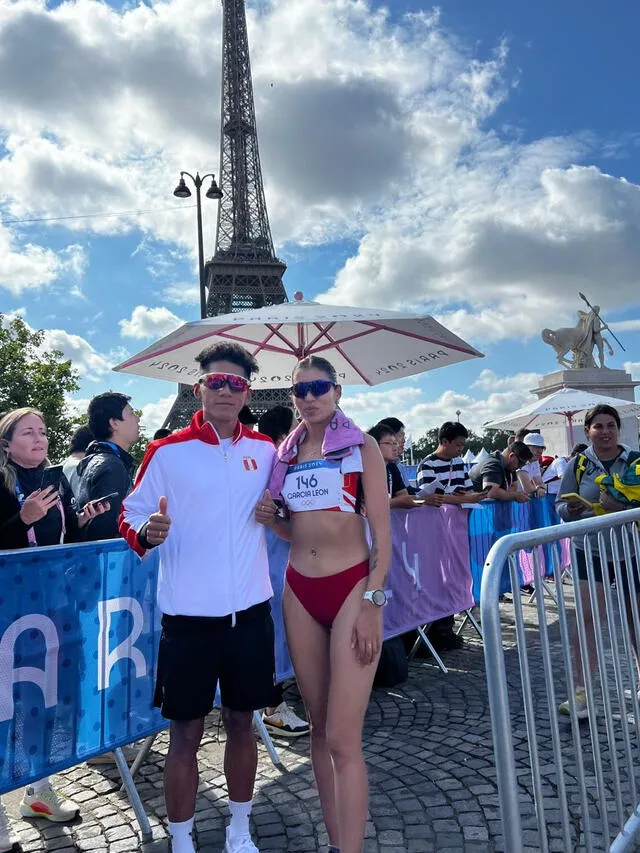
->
xmin=224 ymin=827 xmax=259 ymax=852
xmin=19 ymin=784 xmax=79 ymax=823
xmin=0 ymin=800 xmax=20 ymax=853
xmin=262 ymin=702 xmax=309 ymax=738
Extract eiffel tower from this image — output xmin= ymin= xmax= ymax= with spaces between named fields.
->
xmin=164 ymin=0 xmax=288 ymax=429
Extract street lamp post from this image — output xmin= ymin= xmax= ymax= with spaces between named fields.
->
xmin=173 ymin=171 xmax=223 ymax=320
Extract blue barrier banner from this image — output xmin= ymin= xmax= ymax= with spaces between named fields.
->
xmin=468 ymin=495 xmax=563 ymax=602
xmin=0 ymin=540 xmax=165 ymax=793
xmin=0 ymin=500 xmax=564 ymax=793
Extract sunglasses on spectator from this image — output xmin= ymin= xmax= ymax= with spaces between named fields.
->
xmin=199 ymin=372 xmax=250 ymax=393
xmin=292 ymin=379 xmax=336 ymax=399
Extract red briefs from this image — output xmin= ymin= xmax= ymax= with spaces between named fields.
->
xmin=286 ymin=559 xmax=370 ymax=629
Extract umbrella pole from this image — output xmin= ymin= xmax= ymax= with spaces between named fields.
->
xmin=567 ymin=412 xmax=575 ymax=448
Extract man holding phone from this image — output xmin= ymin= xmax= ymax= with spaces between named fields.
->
xmin=76 ymin=392 xmax=140 ymax=541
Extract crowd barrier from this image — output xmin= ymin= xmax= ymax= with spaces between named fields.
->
xmin=0 ymin=497 xmax=560 ymax=795
xmin=469 ymin=495 xmax=563 ymax=602
xmin=481 ymin=507 xmax=640 ymax=853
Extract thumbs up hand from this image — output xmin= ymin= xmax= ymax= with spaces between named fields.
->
xmin=255 ymin=488 xmax=279 ymax=528
xmin=146 ymin=495 xmax=171 ymax=546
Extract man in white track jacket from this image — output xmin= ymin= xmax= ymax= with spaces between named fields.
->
xmin=120 ymin=342 xmax=277 ymax=853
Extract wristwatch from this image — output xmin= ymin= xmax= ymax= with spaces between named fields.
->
xmin=363 ymin=589 xmax=388 ymax=607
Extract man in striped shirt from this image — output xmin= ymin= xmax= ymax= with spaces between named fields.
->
xmin=416 ymin=421 xmax=485 ymax=652
xmin=416 ymin=421 xmax=486 ymax=505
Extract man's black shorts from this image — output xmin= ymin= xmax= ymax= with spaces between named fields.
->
xmin=154 ymin=601 xmax=277 ymax=720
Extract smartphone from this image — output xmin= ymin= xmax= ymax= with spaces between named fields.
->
xmin=88 ymin=491 xmax=120 ymax=508
xmin=40 ymin=464 xmax=64 ymax=493
xmin=560 ymin=492 xmax=593 ymax=509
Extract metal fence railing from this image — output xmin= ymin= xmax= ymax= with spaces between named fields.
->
xmin=481 ymin=508 xmax=640 ymax=853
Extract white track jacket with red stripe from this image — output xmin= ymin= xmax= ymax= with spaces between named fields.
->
xmin=119 ymin=411 xmax=276 ymax=619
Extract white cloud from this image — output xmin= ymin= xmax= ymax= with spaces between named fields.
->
xmin=140 ymin=394 xmax=176 ymax=435
xmin=0 ymin=0 xmax=639 ymax=355
xmin=471 ymin=369 xmax=542 ymax=393
xmin=119 ymin=305 xmax=184 ymax=340
xmin=0 ymin=224 xmax=86 ymax=295
xmin=624 ymin=361 xmax=640 ymax=381
xmin=340 ymin=369 xmax=543 ymax=440
xmin=611 ymin=319 xmax=640 ymax=332
xmin=162 ymin=283 xmax=200 ymax=307
xmin=42 ymin=328 xmax=111 ymax=380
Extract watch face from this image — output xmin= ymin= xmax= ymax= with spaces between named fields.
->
xmin=372 ymin=589 xmax=387 ymax=607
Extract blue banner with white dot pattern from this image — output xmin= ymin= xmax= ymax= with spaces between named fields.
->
xmin=0 ymin=539 xmax=165 ymax=793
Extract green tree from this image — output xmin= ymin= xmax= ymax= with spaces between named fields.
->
xmin=0 ymin=315 xmax=80 ymax=461
xmin=411 ymin=425 xmax=511 ymax=462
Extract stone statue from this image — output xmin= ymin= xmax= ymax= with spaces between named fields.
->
xmin=542 ymin=303 xmax=614 ymax=369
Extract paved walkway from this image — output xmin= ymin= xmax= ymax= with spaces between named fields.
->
xmin=3 ymin=594 xmax=639 ymax=852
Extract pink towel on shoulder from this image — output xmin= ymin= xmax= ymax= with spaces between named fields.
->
xmin=268 ymin=409 xmax=365 ymax=501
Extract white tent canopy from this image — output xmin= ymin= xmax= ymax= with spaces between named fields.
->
xmin=463 ymin=449 xmax=476 ymax=464
xmin=114 ymin=298 xmax=483 ymax=388
xmin=484 ymin=387 xmax=640 ymax=433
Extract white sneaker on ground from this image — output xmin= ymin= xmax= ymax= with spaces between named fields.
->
xmin=0 ymin=800 xmax=20 ymax=853
xmin=262 ymin=702 xmax=309 ymax=738
xmin=558 ymin=687 xmax=588 ymax=720
xmin=224 ymin=827 xmax=259 ymax=852
xmin=19 ymin=784 xmax=79 ymax=823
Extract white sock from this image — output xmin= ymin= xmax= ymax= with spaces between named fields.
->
xmin=30 ymin=777 xmax=51 ymax=793
xmin=168 ymin=817 xmax=196 ymax=853
xmin=228 ymin=800 xmax=252 ymax=838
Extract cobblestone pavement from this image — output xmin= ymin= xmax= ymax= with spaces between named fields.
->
xmin=3 ymin=594 xmax=639 ymax=853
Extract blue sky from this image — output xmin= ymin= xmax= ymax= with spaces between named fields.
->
xmin=0 ymin=0 xmax=638 ymax=438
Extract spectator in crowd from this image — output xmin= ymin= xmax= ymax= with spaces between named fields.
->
xmin=120 ymin=343 xmax=277 ymax=853
xmin=416 ymin=421 xmax=487 ymax=506
xmin=257 ymin=405 xmax=295 ymax=447
xmin=239 ymin=405 xmax=259 ymax=430
xmin=376 ymin=417 xmax=419 ymax=494
xmin=416 ymin=421 xmax=486 ymax=651
xmin=542 ymin=442 xmax=586 ymax=495
xmin=557 ymin=404 xmax=640 ymax=720
xmin=153 ymin=428 xmax=173 ymax=441
xmin=254 ymin=404 xmax=310 ymax=738
xmin=61 ymin=424 xmax=94 ymax=499
xmin=518 ymin=433 xmax=547 ymax=496
xmin=256 ymin=355 xmax=391 ymax=853
xmin=0 ymin=408 xmax=108 ymax=846
xmin=369 ymin=424 xmax=440 ymax=508
xmin=469 ymin=442 xmax=532 ymax=502
xmin=76 ymin=393 xmax=140 ymax=541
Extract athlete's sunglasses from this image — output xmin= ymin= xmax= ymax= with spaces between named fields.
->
xmin=292 ymin=379 xmax=335 ymax=399
xmin=199 ymin=372 xmax=250 ymax=393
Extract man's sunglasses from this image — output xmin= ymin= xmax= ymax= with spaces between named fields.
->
xmin=292 ymin=379 xmax=335 ymax=399
xmin=199 ymin=372 xmax=250 ymax=393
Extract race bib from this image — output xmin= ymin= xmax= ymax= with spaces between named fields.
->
xmin=283 ymin=459 xmax=343 ymax=512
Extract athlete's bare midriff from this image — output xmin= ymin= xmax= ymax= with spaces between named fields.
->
xmin=288 ymin=510 xmax=369 ymax=577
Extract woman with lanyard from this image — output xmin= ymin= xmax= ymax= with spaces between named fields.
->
xmin=256 ymin=356 xmax=391 ymax=853
xmin=556 ymin=404 xmax=640 ymax=720
xmin=0 ymin=408 xmax=108 ymax=851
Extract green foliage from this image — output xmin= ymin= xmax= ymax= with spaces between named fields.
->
xmin=411 ymin=425 xmax=512 ymax=462
xmin=0 ymin=315 xmax=80 ymax=462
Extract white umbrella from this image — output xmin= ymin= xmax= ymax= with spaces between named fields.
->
xmin=484 ymin=387 xmax=640 ymax=446
xmin=113 ymin=296 xmax=483 ymax=388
